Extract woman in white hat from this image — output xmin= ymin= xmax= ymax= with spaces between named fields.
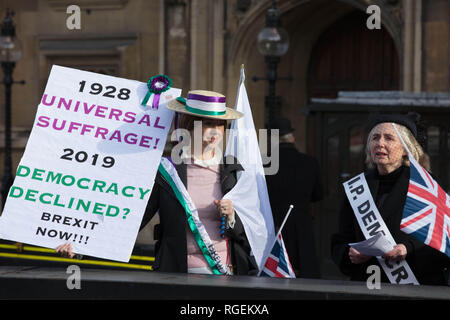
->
xmin=56 ymin=90 xmax=256 ymax=275
xmin=139 ymin=90 xmax=256 ymax=275
xmin=57 ymin=90 xmax=257 ymax=275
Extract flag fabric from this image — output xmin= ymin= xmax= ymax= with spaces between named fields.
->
xmin=259 ymin=233 xmax=296 ymax=278
xmin=400 ymin=154 xmax=450 ymax=258
xmin=223 ymin=67 xmax=276 ymax=271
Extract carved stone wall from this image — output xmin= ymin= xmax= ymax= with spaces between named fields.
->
xmin=1 ymin=0 xmax=450 ymax=264
xmin=422 ymin=0 xmax=450 ymax=92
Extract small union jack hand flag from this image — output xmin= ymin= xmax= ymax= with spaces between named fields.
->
xmin=259 ymin=233 xmax=296 ymax=278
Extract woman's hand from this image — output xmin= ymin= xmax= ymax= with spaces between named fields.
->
xmin=349 ymin=247 xmax=372 ymax=264
xmin=55 ymin=243 xmax=75 ymax=259
xmin=382 ymin=244 xmax=407 ymax=262
xmin=214 ymin=199 xmax=235 ymax=221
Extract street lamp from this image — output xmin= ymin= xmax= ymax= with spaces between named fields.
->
xmin=253 ymin=1 xmax=290 ymax=128
xmin=0 ymin=9 xmax=23 ymax=210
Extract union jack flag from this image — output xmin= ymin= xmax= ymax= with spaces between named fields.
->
xmin=400 ymin=154 xmax=450 ymax=257
xmin=259 ymin=233 xmax=296 ymax=278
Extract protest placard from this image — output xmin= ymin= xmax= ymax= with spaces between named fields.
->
xmin=0 ymin=65 xmax=180 ymax=262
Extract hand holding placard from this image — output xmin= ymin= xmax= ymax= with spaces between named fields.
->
xmin=0 ymin=66 xmax=181 ymax=262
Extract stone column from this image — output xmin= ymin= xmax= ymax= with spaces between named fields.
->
xmin=422 ymin=0 xmax=449 ymax=92
xmin=403 ymin=0 xmax=422 ymax=92
xmin=190 ymin=0 xmax=225 ymax=93
xmin=165 ymin=0 xmax=190 ymax=92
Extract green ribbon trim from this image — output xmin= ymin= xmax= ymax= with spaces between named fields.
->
xmin=141 ymin=92 xmax=152 ymax=106
xmin=158 ymin=163 xmax=222 ymax=275
xmin=176 ymin=97 xmax=226 ymax=116
xmin=185 ymin=105 xmax=226 ymax=116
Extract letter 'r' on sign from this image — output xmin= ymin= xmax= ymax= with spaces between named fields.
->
xmin=366 ymin=5 xmax=381 ymax=30
xmin=66 ymin=5 xmax=81 ymax=30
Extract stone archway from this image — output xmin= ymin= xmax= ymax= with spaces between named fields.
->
xmin=226 ymin=0 xmax=403 ymax=146
xmin=307 ymin=10 xmax=400 ymax=98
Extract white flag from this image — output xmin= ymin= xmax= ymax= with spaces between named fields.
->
xmin=223 ymin=66 xmax=276 ymax=271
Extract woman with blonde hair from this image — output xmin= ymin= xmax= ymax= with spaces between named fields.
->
xmin=364 ymin=117 xmax=430 ymax=173
xmin=331 ymin=113 xmax=449 ymax=285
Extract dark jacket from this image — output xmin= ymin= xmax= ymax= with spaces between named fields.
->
xmin=266 ymin=143 xmax=323 ymax=278
xmin=140 ymin=156 xmax=257 ymax=275
xmin=331 ymin=165 xmax=449 ymax=285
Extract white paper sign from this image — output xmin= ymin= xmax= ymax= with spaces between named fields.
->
xmin=0 ymin=65 xmax=181 ymax=262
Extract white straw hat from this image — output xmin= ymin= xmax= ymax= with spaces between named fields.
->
xmin=167 ymin=90 xmax=243 ymax=120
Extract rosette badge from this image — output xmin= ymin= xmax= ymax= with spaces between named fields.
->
xmin=141 ymin=74 xmax=172 ymax=109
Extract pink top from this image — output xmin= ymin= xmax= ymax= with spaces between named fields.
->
xmin=186 ymin=163 xmax=228 ymax=270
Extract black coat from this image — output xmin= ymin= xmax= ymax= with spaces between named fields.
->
xmin=331 ymin=165 xmax=449 ymax=285
xmin=140 ymin=157 xmax=257 ymax=275
xmin=266 ymin=143 xmax=323 ymax=278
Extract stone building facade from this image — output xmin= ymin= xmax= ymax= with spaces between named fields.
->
xmin=0 ymin=0 xmax=449 ymax=278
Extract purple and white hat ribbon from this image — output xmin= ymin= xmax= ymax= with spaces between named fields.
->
xmin=177 ymin=92 xmax=226 ymax=116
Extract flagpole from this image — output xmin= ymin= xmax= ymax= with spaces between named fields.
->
xmin=234 ymin=64 xmax=245 ymax=108
xmin=227 ymin=64 xmax=246 ymax=161
xmin=276 ymin=204 xmax=294 ymax=238
xmin=258 ymin=204 xmax=294 ymax=274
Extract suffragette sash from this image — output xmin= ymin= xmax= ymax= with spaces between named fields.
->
xmin=158 ymin=157 xmax=231 ymax=275
xmin=343 ymin=173 xmax=419 ymax=285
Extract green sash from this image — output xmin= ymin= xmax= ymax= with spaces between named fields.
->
xmin=158 ymin=158 xmax=231 ymax=275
